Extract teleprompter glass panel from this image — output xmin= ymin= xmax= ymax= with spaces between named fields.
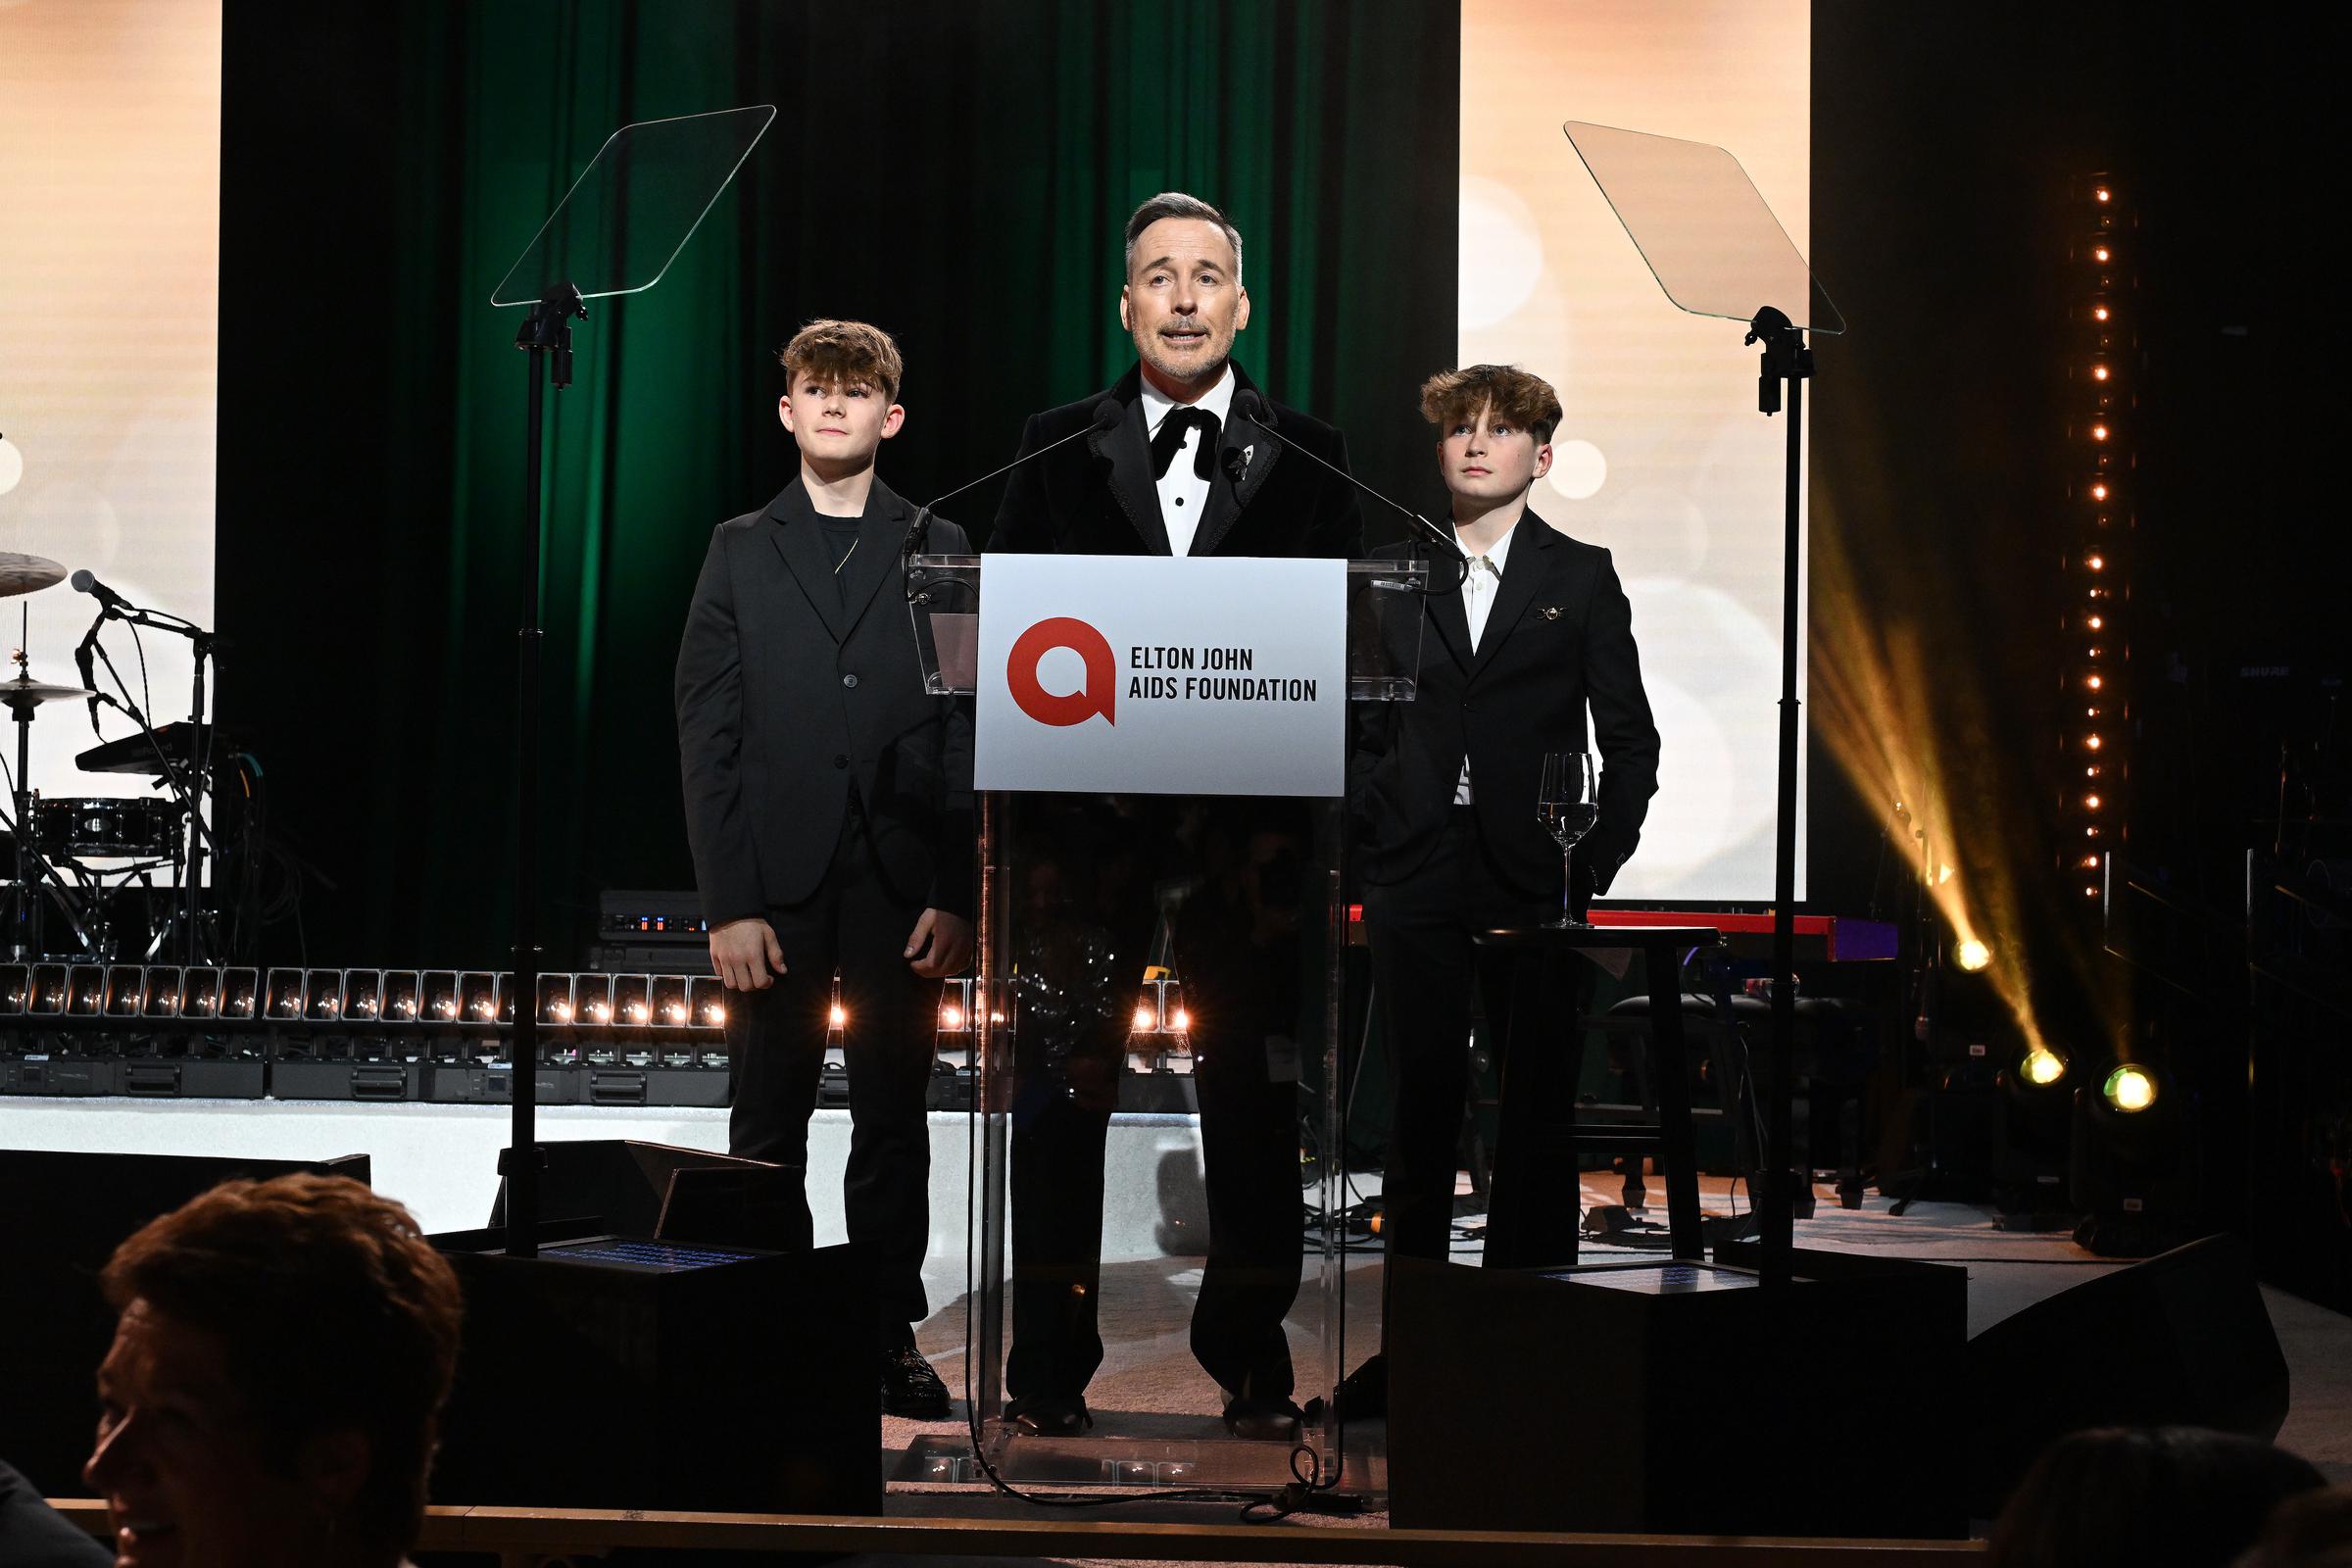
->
xmin=1564 ymin=121 xmax=1842 ymax=335
xmin=490 ymin=106 xmax=774 ymax=308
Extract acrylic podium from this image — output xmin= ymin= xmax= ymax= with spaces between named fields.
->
xmin=902 ymin=551 xmax=1427 ymax=1492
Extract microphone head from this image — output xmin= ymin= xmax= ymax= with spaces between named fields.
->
xmin=1091 ymin=398 xmax=1123 ymax=432
xmin=70 ymin=568 xmax=95 ymax=594
xmin=1232 ymin=390 xmax=1273 ymax=428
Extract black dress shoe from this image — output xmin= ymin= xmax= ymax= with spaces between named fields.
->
xmin=1222 ymin=1396 xmax=1305 ymax=1442
xmin=1004 ymin=1394 xmax=1092 ymax=1436
xmin=881 ymin=1344 xmax=952 ymax=1419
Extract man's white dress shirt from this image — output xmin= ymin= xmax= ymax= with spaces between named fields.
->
xmin=1138 ymin=366 xmax=1237 ymax=559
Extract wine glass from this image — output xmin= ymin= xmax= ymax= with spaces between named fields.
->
xmin=1537 ymin=752 xmax=1598 ymax=927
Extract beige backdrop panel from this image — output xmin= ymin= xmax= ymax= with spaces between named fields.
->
xmin=0 ymin=0 xmax=220 ymax=853
xmin=1460 ymin=0 xmax=1809 ymax=901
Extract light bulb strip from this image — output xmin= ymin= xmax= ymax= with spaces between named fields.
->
xmin=2065 ymin=170 xmax=2132 ymax=895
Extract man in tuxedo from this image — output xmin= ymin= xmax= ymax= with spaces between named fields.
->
xmin=1343 ymin=364 xmax=1660 ymax=1416
xmin=675 ymin=319 xmax=974 ymax=1418
xmin=989 ymin=192 xmax=1363 ymax=1439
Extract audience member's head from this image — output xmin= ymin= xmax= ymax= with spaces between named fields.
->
xmin=1991 ymin=1426 xmax=2325 ymax=1568
xmin=2236 ymin=1486 xmax=2352 ymax=1567
xmin=82 ymin=1174 xmax=462 ymax=1568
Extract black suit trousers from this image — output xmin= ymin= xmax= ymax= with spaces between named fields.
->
xmin=1004 ymin=796 xmax=1308 ymax=1405
xmin=1365 ymin=808 xmax=1560 ymax=1286
xmin=726 ymin=806 xmax=935 ymax=1326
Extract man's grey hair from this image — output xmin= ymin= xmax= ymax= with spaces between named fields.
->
xmin=1123 ymin=192 xmax=1244 ymax=285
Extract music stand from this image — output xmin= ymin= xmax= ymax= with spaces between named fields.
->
xmin=487 ymin=105 xmax=773 ymax=1256
xmin=1562 ymin=122 xmax=1844 ymax=1287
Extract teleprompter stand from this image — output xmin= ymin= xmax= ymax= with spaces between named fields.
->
xmin=1364 ymin=123 xmax=1965 ymax=1541
xmin=480 ymin=105 xmax=771 ymax=1255
xmin=1564 ymin=121 xmax=1839 ymax=1286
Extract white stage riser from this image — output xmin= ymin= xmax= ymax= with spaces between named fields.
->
xmin=0 ymin=1101 xmax=1213 ymax=1272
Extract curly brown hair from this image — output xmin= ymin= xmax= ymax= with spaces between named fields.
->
xmin=99 ymin=1173 xmax=463 ymax=1558
xmin=776 ymin=318 xmax=904 ymax=401
xmin=1417 ymin=364 xmax=1563 ymax=444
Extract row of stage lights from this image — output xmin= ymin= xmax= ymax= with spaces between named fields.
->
xmin=2 ymin=962 xmax=1197 ymax=1055
xmin=0 ymin=963 xmax=732 ymax=1036
xmin=2068 ymin=173 xmax=2132 ymax=900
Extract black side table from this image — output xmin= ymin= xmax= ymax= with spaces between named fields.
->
xmin=1472 ymin=924 xmax=1725 ymax=1265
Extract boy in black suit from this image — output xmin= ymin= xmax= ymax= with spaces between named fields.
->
xmin=674 ymin=319 xmax=974 ymax=1417
xmin=1342 ymin=364 xmax=1661 ymax=1416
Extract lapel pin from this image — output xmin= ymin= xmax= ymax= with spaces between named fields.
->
xmin=1538 ymin=606 xmax=1563 ymax=620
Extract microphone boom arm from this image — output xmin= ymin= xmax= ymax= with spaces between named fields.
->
xmin=1230 ymin=393 xmax=1471 ymax=590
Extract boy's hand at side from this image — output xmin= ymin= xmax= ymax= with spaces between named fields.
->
xmin=710 ymin=917 xmax=787 ymax=991
xmin=905 ymin=908 xmax=974 ymax=979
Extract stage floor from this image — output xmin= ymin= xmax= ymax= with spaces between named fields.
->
xmin=881 ymin=1168 xmax=2352 ymax=1542
xmin=14 ymin=1100 xmax=2347 ymax=1549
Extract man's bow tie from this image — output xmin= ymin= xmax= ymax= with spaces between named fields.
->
xmin=1150 ymin=406 xmax=1221 ymax=480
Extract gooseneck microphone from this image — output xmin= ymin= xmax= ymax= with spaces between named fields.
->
xmin=903 ymin=398 xmax=1125 ymax=562
xmin=1228 ymin=391 xmax=1469 ymax=585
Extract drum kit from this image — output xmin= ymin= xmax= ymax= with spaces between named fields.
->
xmin=2 ymin=550 xmax=213 ymax=964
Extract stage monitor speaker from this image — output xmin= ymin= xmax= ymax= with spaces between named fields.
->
xmin=1389 ymin=1247 xmax=1968 ymax=1538
xmin=486 ymin=1137 xmax=811 ymax=1251
xmin=0 ymin=1149 xmax=371 ymax=1495
xmin=1965 ymin=1232 xmax=2288 ymax=1516
xmin=429 ymin=1236 xmax=878 ymax=1517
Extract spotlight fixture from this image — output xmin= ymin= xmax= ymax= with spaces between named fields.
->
xmin=2102 ymin=1063 xmax=2157 ymax=1112
xmin=1954 ymin=937 xmax=1994 ymax=973
xmin=689 ymin=976 xmax=727 ymax=1030
xmin=383 ymin=971 xmax=421 ymax=1021
xmin=537 ymin=974 xmax=575 ymax=1026
xmin=142 ymin=966 xmax=184 ymax=1017
xmin=2021 ymin=1046 xmax=2067 ymax=1086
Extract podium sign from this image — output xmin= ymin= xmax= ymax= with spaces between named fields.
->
xmin=972 ymin=554 xmax=1346 ymax=797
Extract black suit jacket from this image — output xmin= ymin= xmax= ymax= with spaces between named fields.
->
xmin=989 ymin=362 xmax=1363 ymax=559
xmin=1351 ymin=510 xmax=1660 ymax=898
xmin=674 ymin=476 xmax=974 ymax=925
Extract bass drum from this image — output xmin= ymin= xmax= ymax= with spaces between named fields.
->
xmin=34 ymin=796 xmax=183 ymax=860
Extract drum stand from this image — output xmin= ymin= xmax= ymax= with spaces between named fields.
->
xmin=3 ymin=654 xmax=98 ymax=962
xmin=81 ymin=615 xmax=220 ymax=966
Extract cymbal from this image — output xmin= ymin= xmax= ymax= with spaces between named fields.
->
xmin=0 ymin=553 xmax=66 ymax=597
xmin=0 ymin=674 xmax=96 ymax=706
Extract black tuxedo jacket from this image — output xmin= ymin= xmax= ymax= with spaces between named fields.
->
xmin=989 ymin=362 xmax=1363 ymax=559
xmin=674 ymin=476 xmax=974 ymax=926
xmin=1352 ymin=510 xmax=1660 ymax=898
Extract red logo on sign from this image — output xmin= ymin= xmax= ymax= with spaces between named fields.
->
xmin=1007 ymin=616 xmax=1117 ymax=727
